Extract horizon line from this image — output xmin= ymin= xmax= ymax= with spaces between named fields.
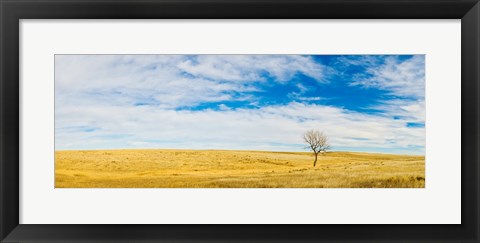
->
xmin=54 ymin=147 xmax=424 ymax=156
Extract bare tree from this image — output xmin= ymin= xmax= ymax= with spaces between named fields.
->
xmin=303 ymin=130 xmax=331 ymax=167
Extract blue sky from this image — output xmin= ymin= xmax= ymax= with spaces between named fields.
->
xmin=55 ymin=55 xmax=425 ymax=155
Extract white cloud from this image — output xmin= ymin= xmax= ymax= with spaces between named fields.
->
xmin=55 ymin=101 xmax=424 ymax=154
xmin=55 ymin=55 xmax=326 ymax=109
xmin=337 ymin=55 xmax=426 ymax=136
xmin=177 ymin=55 xmax=325 ymax=82
xmin=349 ymin=55 xmax=425 ymax=99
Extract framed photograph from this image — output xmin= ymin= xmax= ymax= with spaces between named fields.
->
xmin=1 ymin=0 xmax=479 ymax=242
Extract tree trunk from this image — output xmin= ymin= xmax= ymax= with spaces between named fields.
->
xmin=313 ymin=153 xmax=318 ymax=167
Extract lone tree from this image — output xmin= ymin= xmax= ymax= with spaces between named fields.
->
xmin=303 ymin=129 xmax=331 ymax=167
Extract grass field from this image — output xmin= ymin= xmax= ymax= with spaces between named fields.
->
xmin=55 ymin=149 xmax=424 ymax=188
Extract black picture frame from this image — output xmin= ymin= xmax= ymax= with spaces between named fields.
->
xmin=1 ymin=0 xmax=479 ymax=242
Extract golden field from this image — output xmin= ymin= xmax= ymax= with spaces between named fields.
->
xmin=55 ymin=149 xmax=425 ymax=188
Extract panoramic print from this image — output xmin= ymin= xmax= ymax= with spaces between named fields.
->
xmin=55 ymin=55 xmax=425 ymax=188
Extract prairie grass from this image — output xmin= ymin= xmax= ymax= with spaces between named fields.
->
xmin=55 ymin=149 xmax=425 ymax=188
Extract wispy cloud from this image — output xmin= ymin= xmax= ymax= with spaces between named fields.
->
xmin=55 ymin=55 xmax=326 ymax=109
xmin=55 ymin=102 xmax=424 ymax=154
xmin=177 ymin=55 xmax=325 ymax=82
xmin=341 ymin=55 xmax=425 ymax=99
xmin=333 ymin=55 xmax=425 ymax=129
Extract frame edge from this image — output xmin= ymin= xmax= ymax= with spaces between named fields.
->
xmin=1 ymin=0 xmax=479 ymax=242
